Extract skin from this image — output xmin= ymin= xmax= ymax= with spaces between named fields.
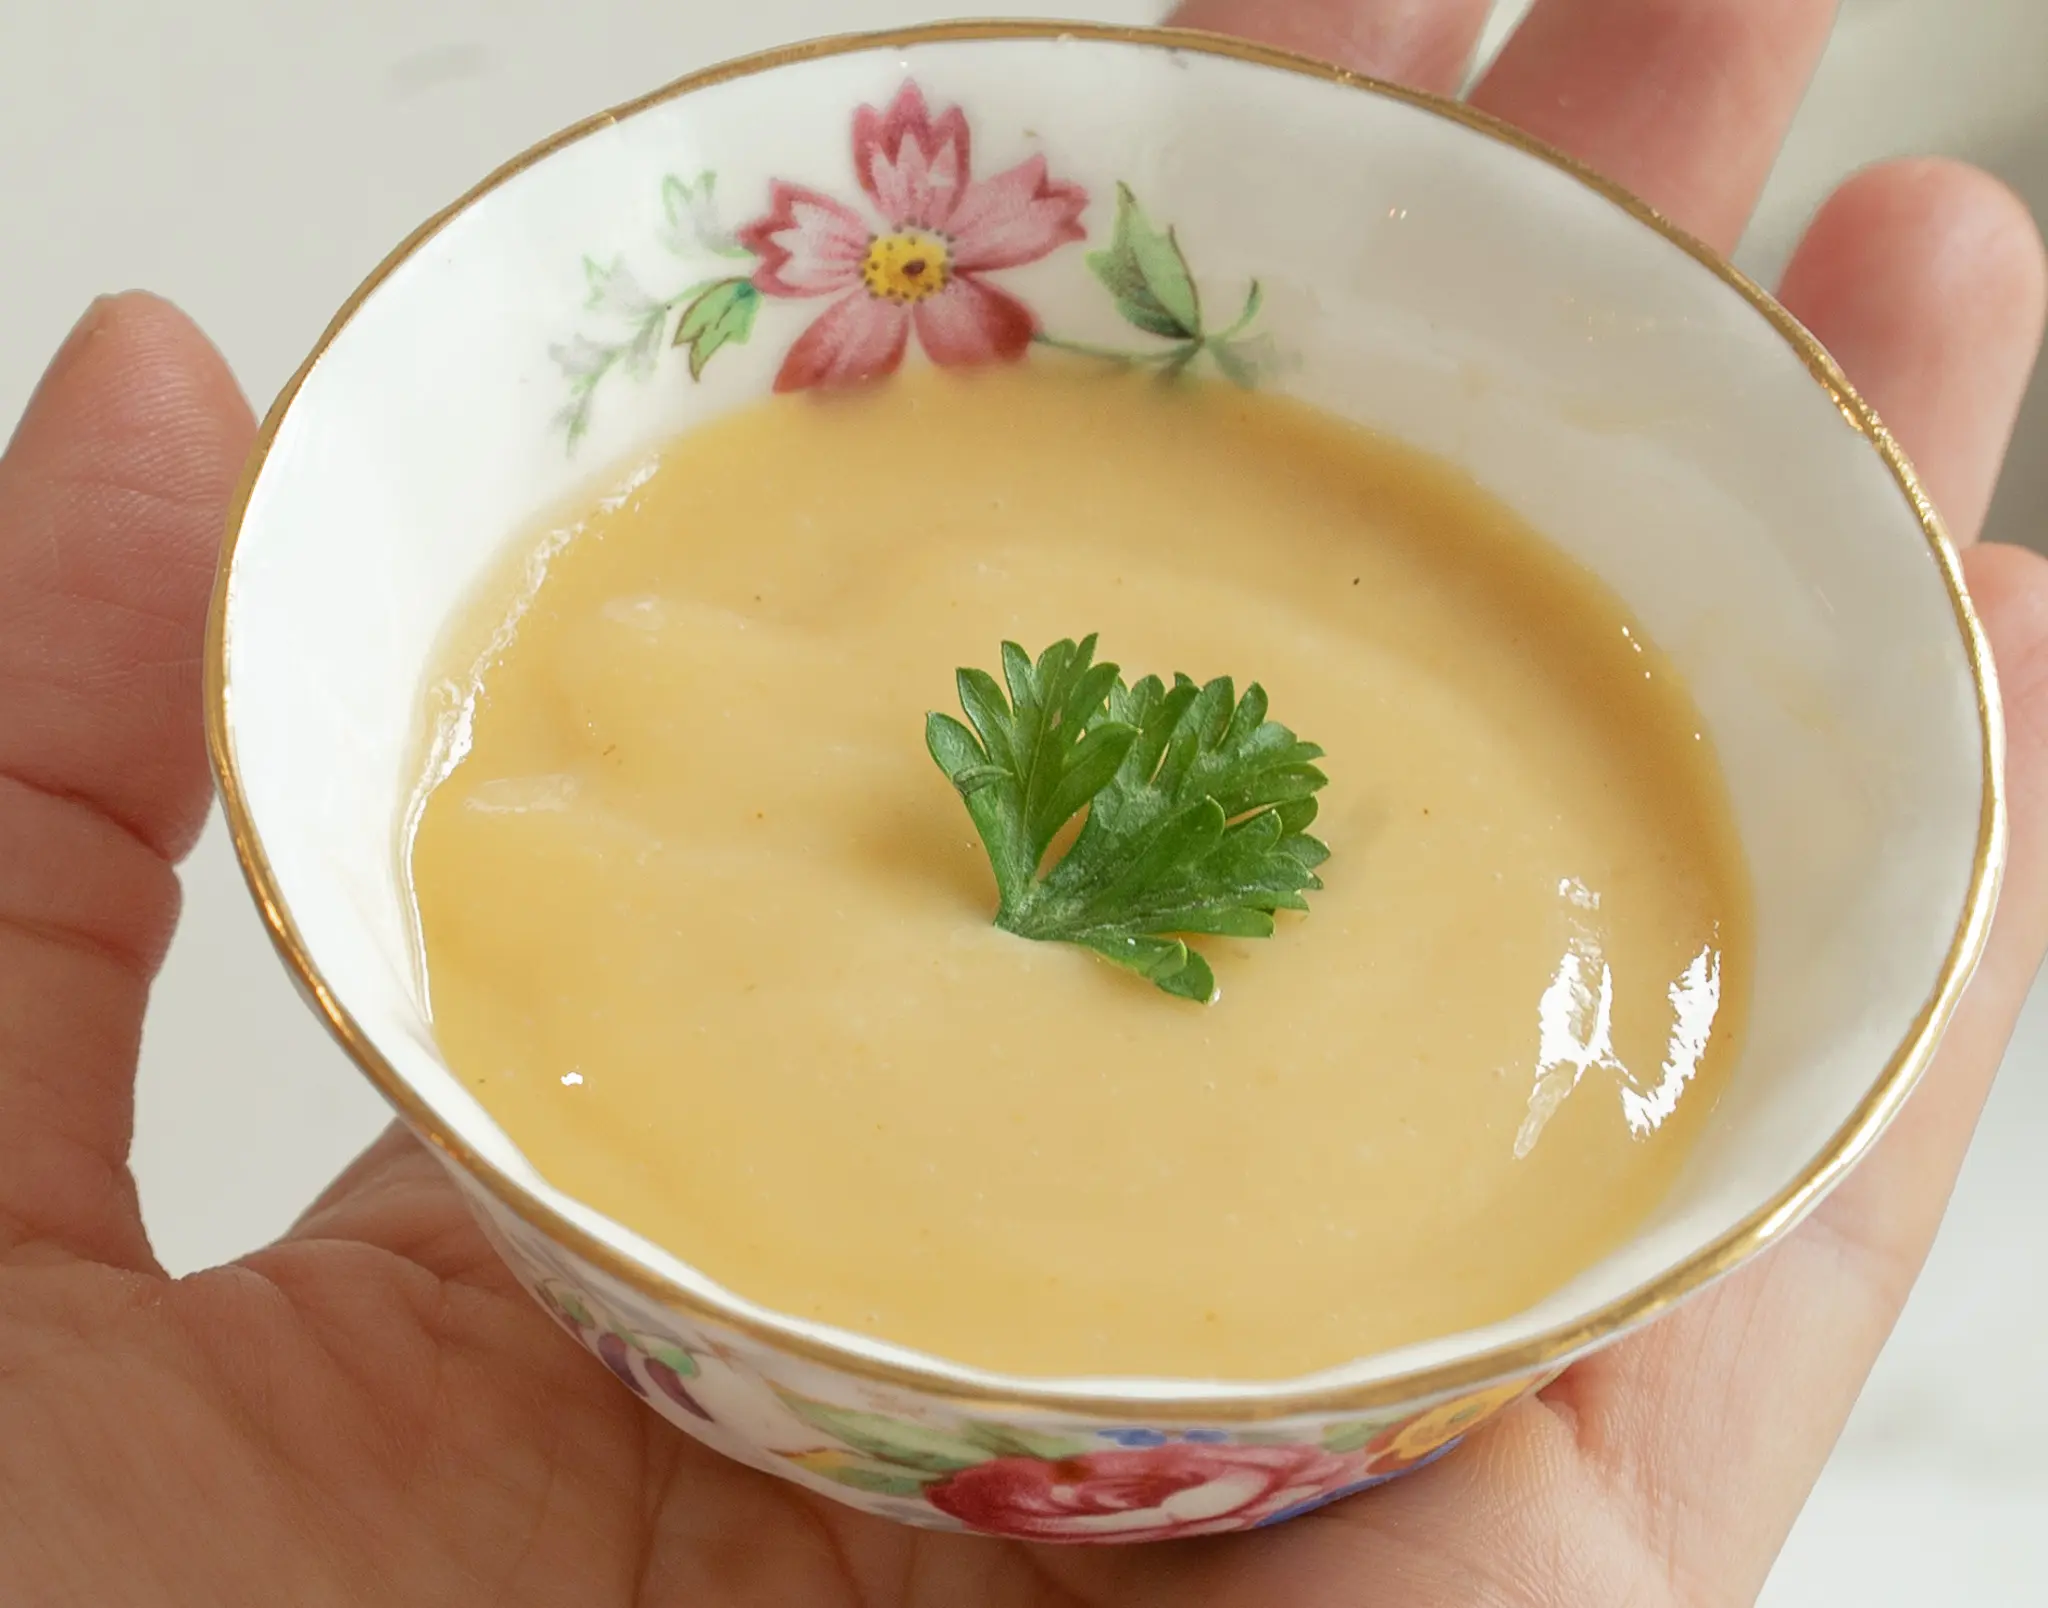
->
xmin=1 ymin=2 xmax=2043 ymax=1602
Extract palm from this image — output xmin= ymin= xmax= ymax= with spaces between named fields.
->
xmin=4 ymin=4 xmax=2044 ymax=1604
xmin=0 ymin=1158 xmax=1832 ymax=1605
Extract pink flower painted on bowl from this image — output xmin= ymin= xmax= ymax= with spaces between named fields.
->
xmin=926 ymin=1441 xmax=1363 ymax=1542
xmin=552 ymin=82 xmax=1276 ymax=443
xmin=736 ymin=82 xmax=1088 ymax=392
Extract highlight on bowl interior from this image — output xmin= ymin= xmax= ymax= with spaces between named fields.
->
xmin=400 ymin=78 xmax=1755 ymax=1388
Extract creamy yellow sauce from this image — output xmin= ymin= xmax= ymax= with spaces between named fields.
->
xmin=408 ymin=363 xmax=1750 ymax=1380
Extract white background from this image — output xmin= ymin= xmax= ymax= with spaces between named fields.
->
xmin=2 ymin=0 xmax=2044 ymax=1600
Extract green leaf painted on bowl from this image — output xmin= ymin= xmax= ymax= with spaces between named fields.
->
xmin=674 ymin=278 xmax=761 ymax=379
xmin=788 ymin=1447 xmax=943 ymax=1496
xmin=958 ymin=1420 xmax=1095 ymax=1461
xmin=547 ymin=1283 xmax=594 ymax=1328
xmin=1322 ymin=1421 xmax=1379 ymax=1455
xmin=779 ymin=1395 xmax=990 ymax=1475
xmin=1087 ymin=183 xmax=1203 ymax=341
xmin=642 ymin=1339 xmax=699 ymax=1377
xmin=824 ymin=1462 xmax=937 ymax=1498
xmin=1233 ymin=1428 xmax=1308 ymax=1447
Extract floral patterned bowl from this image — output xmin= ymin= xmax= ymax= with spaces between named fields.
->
xmin=205 ymin=23 xmax=1999 ymax=1542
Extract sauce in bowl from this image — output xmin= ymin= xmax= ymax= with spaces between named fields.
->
xmin=408 ymin=361 xmax=1750 ymax=1380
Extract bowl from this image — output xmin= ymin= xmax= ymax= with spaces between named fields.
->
xmin=205 ymin=22 xmax=2000 ymax=1542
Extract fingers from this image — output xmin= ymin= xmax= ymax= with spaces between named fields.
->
xmin=0 ymin=295 xmax=253 ymax=1271
xmin=1166 ymin=0 xmax=1497 ymax=94
xmin=0 ymin=294 xmax=253 ymax=862
xmin=1175 ymin=2 xmax=1842 ymax=269
xmin=1473 ymin=0 xmax=1839 ymax=254
xmin=1805 ymin=543 xmax=2048 ymax=1294
xmin=1779 ymin=159 xmax=2048 ymax=545
xmin=1537 ymin=542 xmax=2048 ymax=1605
xmin=1499 ymin=167 xmax=2048 ymax=1598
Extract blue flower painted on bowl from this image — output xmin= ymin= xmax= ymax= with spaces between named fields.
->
xmin=1095 ymin=1426 xmax=1234 ymax=1448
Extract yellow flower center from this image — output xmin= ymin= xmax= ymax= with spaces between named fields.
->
xmin=861 ymin=230 xmax=952 ymax=303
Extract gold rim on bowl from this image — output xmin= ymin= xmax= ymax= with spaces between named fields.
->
xmin=203 ymin=19 xmax=2006 ymax=1421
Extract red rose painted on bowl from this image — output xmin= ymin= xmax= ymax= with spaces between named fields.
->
xmin=927 ymin=1441 xmax=1371 ymax=1542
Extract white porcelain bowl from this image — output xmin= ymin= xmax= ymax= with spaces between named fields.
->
xmin=206 ymin=22 xmax=1999 ymax=1542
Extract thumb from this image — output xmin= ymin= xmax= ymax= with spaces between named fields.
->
xmin=0 ymin=294 xmax=253 ymax=1270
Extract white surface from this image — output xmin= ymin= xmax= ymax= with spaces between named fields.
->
xmin=3 ymin=0 xmax=2043 ymax=1598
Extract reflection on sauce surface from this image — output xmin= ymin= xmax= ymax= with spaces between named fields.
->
xmin=408 ymin=364 xmax=1752 ymax=1380
xmin=1515 ymin=880 xmax=1727 ymax=1159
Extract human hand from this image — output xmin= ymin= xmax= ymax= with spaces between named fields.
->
xmin=2 ymin=2 xmax=2043 ymax=1603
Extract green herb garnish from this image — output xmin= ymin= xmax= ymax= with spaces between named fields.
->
xmin=925 ymin=636 xmax=1330 ymax=1002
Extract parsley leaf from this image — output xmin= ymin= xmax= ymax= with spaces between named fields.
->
xmin=925 ymin=636 xmax=1330 ymax=1002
